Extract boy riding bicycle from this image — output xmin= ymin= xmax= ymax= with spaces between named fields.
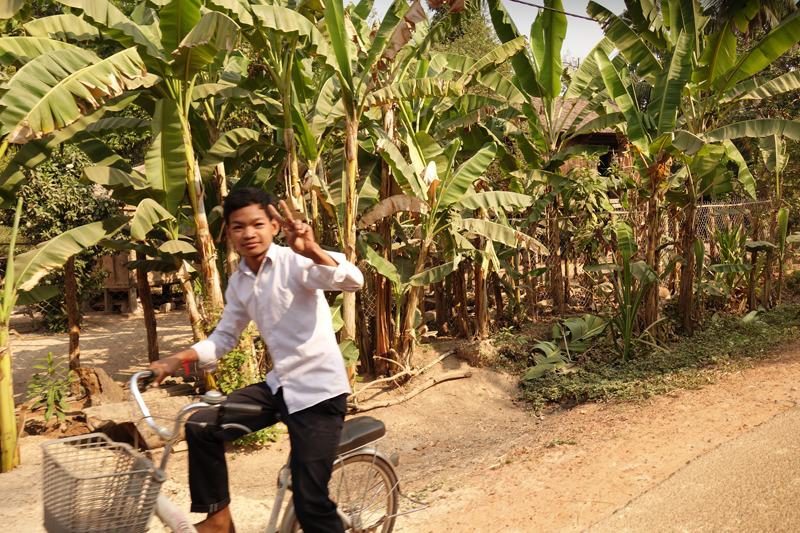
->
xmin=148 ymin=188 xmax=363 ymax=533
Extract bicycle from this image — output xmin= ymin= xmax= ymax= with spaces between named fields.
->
xmin=41 ymin=369 xmax=426 ymax=533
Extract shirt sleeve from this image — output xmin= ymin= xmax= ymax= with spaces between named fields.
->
xmin=191 ymin=278 xmax=251 ymax=371
xmin=301 ymin=250 xmax=364 ymax=293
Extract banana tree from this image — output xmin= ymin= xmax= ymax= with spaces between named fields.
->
xmin=485 ymin=0 xmax=624 ymax=315
xmin=589 ymin=0 xmax=800 ymax=333
xmin=0 ymin=199 xmax=127 ymax=472
xmin=758 ymin=134 xmax=789 ymax=306
xmin=361 ymin=134 xmax=546 ymax=362
xmin=300 ymin=0 xmax=466 ymax=365
xmin=0 ymin=0 xmax=285 ymax=314
xmin=0 ymin=0 xmax=306 ymax=322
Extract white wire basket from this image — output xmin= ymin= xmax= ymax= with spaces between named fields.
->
xmin=41 ymin=432 xmax=166 ymax=533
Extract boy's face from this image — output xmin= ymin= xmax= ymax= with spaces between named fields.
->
xmin=226 ymin=203 xmax=280 ymax=269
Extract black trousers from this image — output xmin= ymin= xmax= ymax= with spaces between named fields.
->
xmin=185 ymin=383 xmax=347 ymax=533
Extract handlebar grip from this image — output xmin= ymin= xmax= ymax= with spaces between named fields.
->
xmin=223 ymin=403 xmax=262 ymax=416
xmin=134 ymin=369 xmax=162 ymax=393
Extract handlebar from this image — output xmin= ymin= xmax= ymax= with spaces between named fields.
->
xmin=129 ymin=370 xmax=263 ymax=470
xmin=130 ymin=370 xmax=170 ymax=440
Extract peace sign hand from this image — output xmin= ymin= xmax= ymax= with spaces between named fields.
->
xmin=267 ymin=200 xmax=315 ymax=256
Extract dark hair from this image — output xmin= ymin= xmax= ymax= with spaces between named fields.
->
xmin=223 ymin=188 xmax=276 ymax=224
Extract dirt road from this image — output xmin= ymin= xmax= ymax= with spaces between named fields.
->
xmin=4 ymin=339 xmax=800 ymax=532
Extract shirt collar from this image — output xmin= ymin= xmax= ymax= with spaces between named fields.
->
xmin=239 ymin=244 xmax=278 ymax=277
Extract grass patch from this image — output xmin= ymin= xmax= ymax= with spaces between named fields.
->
xmin=544 ymin=438 xmax=579 ymax=447
xmin=517 ymin=304 xmax=800 ymax=413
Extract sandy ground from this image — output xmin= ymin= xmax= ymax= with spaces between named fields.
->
xmin=9 ymin=311 xmax=194 ymax=400
xmin=4 ymin=312 xmax=800 ymax=532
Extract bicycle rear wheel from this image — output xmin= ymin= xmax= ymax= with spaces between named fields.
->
xmin=280 ymin=451 xmax=399 ymax=533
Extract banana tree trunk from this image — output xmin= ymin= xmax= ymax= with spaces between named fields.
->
xmin=643 ymin=194 xmax=661 ymax=335
xmin=548 ymin=199 xmax=565 ymax=314
xmin=678 ymin=201 xmax=697 ymax=335
xmin=178 ymin=112 xmax=225 ymax=312
xmin=342 ymin=109 xmax=359 ymax=383
xmin=454 ymin=261 xmax=471 ymax=338
xmin=778 ymin=248 xmax=785 ymax=305
xmin=176 ymin=260 xmax=217 ymax=391
xmin=749 ymin=250 xmax=759 ymax=311
xmin=65 ymin=256 xmax=80 ymax=373
xmin=0 ymin=330 xmax=18 ymax=472
xmin=474 ymin=211 xmax=488 ymax=339
xmin=444 ymin=275 xmax=454 ymax=332
xmin=374 ymin=105 xmax=395 ymax=374
xmin=1 ymin=198 xmax=21 ymax=471
xmin=283 ymin=128 xmax=304 ymax=216
xmin=762 ymin=207 xmax=778 ymax=309
xmin=176 ymin=260 xmax=205 ymax=343
xmin=135 ymin=252 xmax=159 ymax=363
xmin=355 ymin=291 xmax=372 ymax=374
xmin=279 ymin=42 xmax=304 ymax=218
xmin=435 ymin=278 xmax=447 ymax=335
xmin=474 ymin=259 xmax=488 ymax=339
xmin=214 ymin=162 xmax=239 ymax=277
xmin=190 ymin=160 xmax=225 ymax=310
xmin=400 ymin=242 xmax=430 ymax=366
xmin=491 ymin=271 xmax=504 ymax=323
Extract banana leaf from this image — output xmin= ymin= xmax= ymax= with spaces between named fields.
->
xmin=14 ymin=215 xmax=129 ymax=292
xmin=0 ymin=48 xmax=150 ymax=143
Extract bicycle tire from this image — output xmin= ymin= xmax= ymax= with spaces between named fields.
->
xmin=280 ymin=451 xmax=399 ymax=533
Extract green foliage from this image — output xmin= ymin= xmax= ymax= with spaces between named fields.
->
xmin=100 ymin=104 xmax=152 ymax=166
xmin=702 ymin=225 xmax=752 ymax=298
xmin=0 ymin=145 xmax=119 ymax=332
xmin=215 ymin=335 xmax=279 ymax=447
xmin=430 ymin=9 xmax=509 ymax=76
xmin=519 ymin=305 xmax=800 ymax=413
xmin=587 ymin=221 xmax=659 ymax=361
xmin=25 ymin=351 xmax=79 ymax=422
xmin=520 ymin=314 xmax=608 ymax=381
xmin=216 ymin=347 xmax=262 ymax=395
xmin=785 ymin=270 xmax=800 ymax=294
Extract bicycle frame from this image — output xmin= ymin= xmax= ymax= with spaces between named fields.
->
xmin=128 ymin=371 xmax=417 ymax=533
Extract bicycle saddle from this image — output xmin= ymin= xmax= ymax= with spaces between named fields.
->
xmin=338 ymin=417 xmax=385 ymax=455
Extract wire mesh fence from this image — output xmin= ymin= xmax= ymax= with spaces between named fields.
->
xmin=355 ymin=198 xmax=774 ymax=331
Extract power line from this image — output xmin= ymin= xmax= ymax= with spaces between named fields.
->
xmin=505 ymin=0 xmax=599 ymax=22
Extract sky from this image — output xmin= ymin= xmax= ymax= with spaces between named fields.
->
xmin=371 ymin=0 xmax=627 ymax=61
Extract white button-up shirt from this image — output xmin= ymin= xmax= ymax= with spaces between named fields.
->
xmin=192 ymin=244 xmax=364 ymax=413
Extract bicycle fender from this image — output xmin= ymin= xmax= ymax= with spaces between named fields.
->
xmin=337 ymin=447 xmax=401 ymax=484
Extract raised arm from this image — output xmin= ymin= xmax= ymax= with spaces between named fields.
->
xmin=268 ymin=200 xmax=364 ymax=292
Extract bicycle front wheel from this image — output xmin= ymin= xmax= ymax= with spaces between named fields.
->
xmin=280 ymin=451 xmax=399 ymax=533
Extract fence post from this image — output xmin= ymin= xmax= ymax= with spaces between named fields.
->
xmin=64 ymin=255 xmax=80 ymax=372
